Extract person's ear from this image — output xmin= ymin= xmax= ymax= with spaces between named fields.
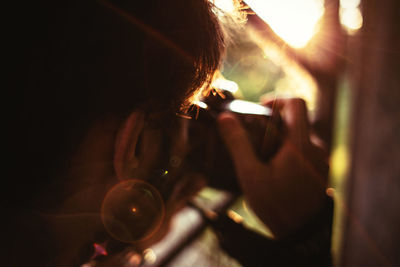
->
xmin=114 ymin=111 xmax=145 ymax=180
xmin=113 ymin=111 xmax=164 ymax=180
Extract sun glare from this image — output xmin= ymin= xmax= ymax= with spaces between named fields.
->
xmin=340 ymin=0 xmax=360 ymax=9
xmin=339 ymin=0 xmax=363 ymax=34
xmin=246 ymin=0 xmax=325 ymax=48
xmin=214 ymin=0 xmax=363 ymax=46
xmin=213 ymin=0 xmax=236 ymax=13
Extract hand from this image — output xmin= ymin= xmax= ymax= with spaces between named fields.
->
xmin=217 ymin=98 xmax=329 ymax=239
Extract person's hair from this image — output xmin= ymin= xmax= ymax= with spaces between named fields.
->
xmin=12 ymin=0 xmax=224 ymax=210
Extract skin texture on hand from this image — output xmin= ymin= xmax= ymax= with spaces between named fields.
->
xmin=217 ymin=98 xmax=329 ymax=239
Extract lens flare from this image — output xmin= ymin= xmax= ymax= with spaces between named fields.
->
xmin=246 ymin=0 xmax=325 ymax=48
xmin=101 ymin=179 xmax=165 ymax=243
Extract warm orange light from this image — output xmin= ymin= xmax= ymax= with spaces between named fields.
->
xmin=143 ymin=248 xmax=157 ymax=264
xmin=227 ymin=209 xmax=244 ymax=223
xmin=246 ymin=0 xmax=325 ymax=48
xmin=131 ymin=207 xmax=137 ymax=213
xmin=326 ymin=187 xmax=335 ymax=197
xmin=127 ymin=252 xmax=142 ymax=266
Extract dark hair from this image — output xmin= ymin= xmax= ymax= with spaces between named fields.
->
xmin=11 ymin=0 xmax=224 ymax=211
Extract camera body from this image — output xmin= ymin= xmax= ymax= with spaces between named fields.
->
xmin=186 ymin=89 xmax=283 ymax=193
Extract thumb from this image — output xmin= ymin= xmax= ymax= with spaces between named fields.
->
xmin=217 ymin=112 xmax=259 ymax=176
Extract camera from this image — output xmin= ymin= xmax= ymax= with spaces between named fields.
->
xmin=186 ymin=88 xmax=283 ymax=193
xmin=99 ymin=89 xmax=284 ymax=244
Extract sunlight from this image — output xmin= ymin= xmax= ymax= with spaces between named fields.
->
xmin=249 ymin=38 xmax=318 ymax=110
xmin=340 ymin=0 xmax=361 ymax=9
xmin=340 ymin=8 xmax=363 ymax=33
xmin=246 ymin=0 xmax=325 ymax=48
xmin=339 ymin=0 xmax=363 ymax=34
xmin=212 ymin=77 xmax=239 ymax=93
xmin=213 ymin=0 xmax=236 ymax=13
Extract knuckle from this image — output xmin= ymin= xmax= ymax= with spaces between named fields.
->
xmin=288 ymin=98 xmax=307 ymax=113
xmin=289 ymin=98 xmax=306 ymax=106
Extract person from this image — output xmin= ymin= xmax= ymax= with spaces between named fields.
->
xmin=9 ymin=0 xmax=223 ymax=265
xmin=8 ymin=0 xmax=332 ymax=266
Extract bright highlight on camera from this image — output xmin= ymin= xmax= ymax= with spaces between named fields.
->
xmin=228 ymin=100 xmax=273 ymax=116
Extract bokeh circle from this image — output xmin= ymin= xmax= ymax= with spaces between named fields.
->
xmin=101 ymin=179 xmax=165 ymax=243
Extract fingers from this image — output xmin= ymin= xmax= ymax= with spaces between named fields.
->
xmin=262 ymin=98 xmax=310 ymax=148
xmin=217 ymin=112 xmax=259 ymax=176
xmin=263 ymin=98 xmax=309 ymax=129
